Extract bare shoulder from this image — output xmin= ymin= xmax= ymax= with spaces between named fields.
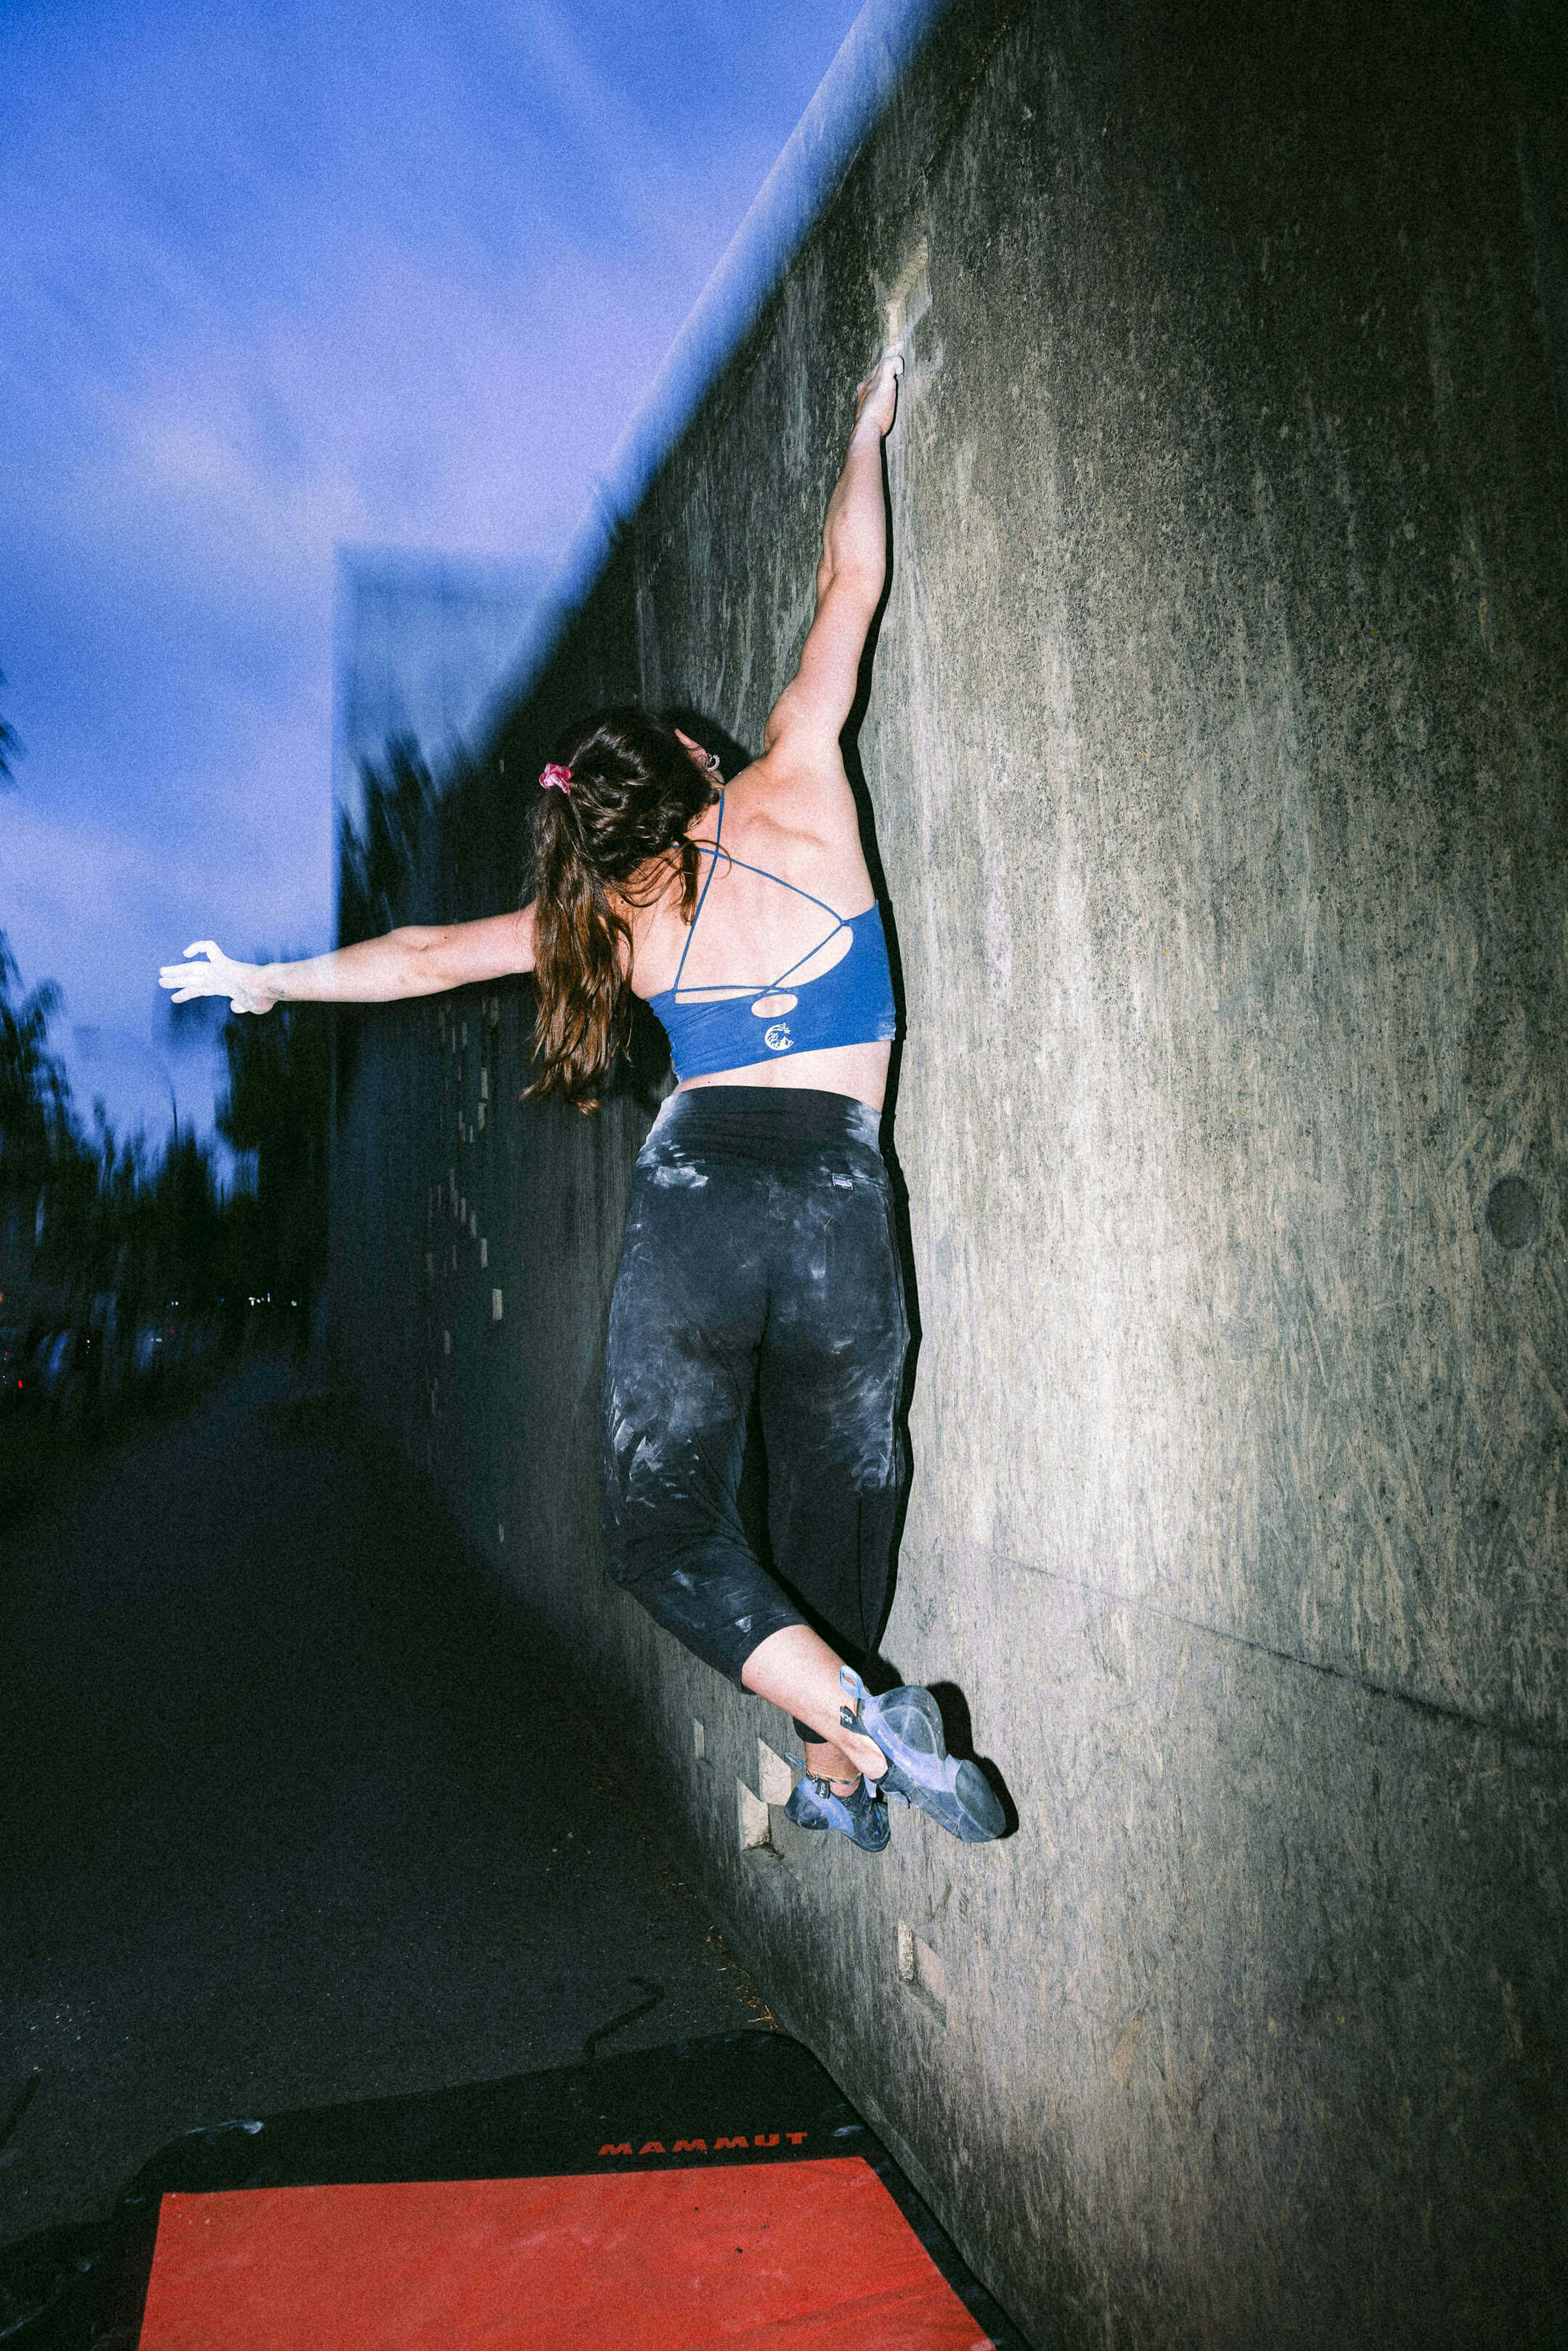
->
xmin=728 ymin=736 xmax=859 ymax=853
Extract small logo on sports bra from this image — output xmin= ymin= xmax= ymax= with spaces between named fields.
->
xmin=764 ymin=1023 xmax=794 ymax=1053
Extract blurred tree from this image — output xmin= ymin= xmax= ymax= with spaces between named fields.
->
xmin=0 ymin=930 xmax=78 ymax=1221
xmin=8 ymin=728 xmax=423 ymax=1372
xmin=337 ymin=736 xmax=434 ymax=946
xmin=0 ymin=670 xmax=21 ymax=789
xmin=217 ymin=986 xmax=331 ymax=1351
xmin=335 ymin=734 xmax=438 ymax=1120
xmin=150 ymin=1127 xmax=227 ymax=1314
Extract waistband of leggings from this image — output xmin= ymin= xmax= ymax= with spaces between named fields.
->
xmin=645 ymin=1085 xmax=883 ymax=1158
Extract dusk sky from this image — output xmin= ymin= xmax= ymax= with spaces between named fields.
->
xmin=0 ymin=0 xmax=864 ymax=1155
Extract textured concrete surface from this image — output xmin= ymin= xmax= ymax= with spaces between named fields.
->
xmin=330 ymin=2 xmax=1568 ymax=2341
xmin=0 ymin=1361 xmax=763 ymax=2249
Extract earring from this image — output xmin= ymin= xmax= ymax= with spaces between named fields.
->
xmin=705 ymin=751 xmax=721 ymax=773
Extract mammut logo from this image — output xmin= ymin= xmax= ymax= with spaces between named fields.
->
xmin=596 ymin=2129 xmax=809 ymax=2157
xmin=763 ymin=1023 xmax=793 ymax=1052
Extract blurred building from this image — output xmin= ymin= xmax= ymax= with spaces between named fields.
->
xmin=332 ymin=549 xmax=546 ymax=831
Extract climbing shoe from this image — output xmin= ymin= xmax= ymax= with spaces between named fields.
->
xmin=783 ymin=1771 xmax=890 ymax=1853
xmin=839 ymin=1669 xmax=1006 ymax=1844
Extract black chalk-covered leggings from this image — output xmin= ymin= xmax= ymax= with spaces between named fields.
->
xmin=601 ymin=1087 xmax=909 ymax=1741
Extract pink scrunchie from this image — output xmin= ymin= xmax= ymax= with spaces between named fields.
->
xmin=539 ymin=763 xmax=572 ymax=795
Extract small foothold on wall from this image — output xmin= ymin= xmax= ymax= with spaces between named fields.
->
xmin=491 ymin=1288 xmax=503 ymax=1322
xmin=498 ymin=1524 xmax=506 ymax=1545
xmin=1486 ymin=1174 xmax=1541 ymax=1251
xmin=898 ymin=1921 xmax=947 ymax=2024
xmin=480 ymin=1238 xmax=488 ymax=1268
xmin=443 ymin=1330 xmax=451 ymax=1355
xmin=757 ymin=1739 xmax=795 ymax=1807
xmin=738 ymin=1781 xmax=771 ymax=1851
xmin=693 ymin=1718 xmax=707 ymax=1761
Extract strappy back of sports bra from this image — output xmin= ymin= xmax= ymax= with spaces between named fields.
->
xmin=645 ymin=791 xmax=897 ymax=1081
xmin=666 ymin=790 xmax=851 ymax=999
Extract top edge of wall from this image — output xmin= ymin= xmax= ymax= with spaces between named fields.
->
xmin=474 ymin=0 xmax=960 ymax=749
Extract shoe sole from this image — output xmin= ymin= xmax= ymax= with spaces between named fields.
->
xmin=857 ymin=1687 xmax=1006 ymax=1844
xmin=879 ymin=1756 xmax=1004 ymax=1843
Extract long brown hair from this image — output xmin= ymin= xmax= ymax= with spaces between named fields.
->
xmin=526 ymin=705 xmax=717 ymax=1110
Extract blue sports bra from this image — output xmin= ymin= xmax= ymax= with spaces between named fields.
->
xmin=645 ymin=792 xmax=897 ymax=1081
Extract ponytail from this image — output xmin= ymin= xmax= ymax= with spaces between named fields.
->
xmin=525 ymin=707 xmax=714 ymax=1111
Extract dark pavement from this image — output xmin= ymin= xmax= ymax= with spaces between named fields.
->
xmin=0 ymin=1359 xmax=765 ymax=2246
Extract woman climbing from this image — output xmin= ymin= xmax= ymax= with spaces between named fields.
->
xmin=161 ymin=350 xmax=1004 ymax=1854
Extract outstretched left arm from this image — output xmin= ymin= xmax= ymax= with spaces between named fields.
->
xmin=160 ymin=907 xmax=536 ymax=1014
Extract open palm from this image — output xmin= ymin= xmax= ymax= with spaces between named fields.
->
xmin=159 ymin=941 xmax=273 ymax=1015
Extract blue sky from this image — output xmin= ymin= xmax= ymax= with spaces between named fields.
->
xmin=0 ymin=0 xmax=864 ymax=1153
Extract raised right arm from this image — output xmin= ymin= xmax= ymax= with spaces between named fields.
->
xmin=762 ymin=351 xmax=901 ymax=762
xmin=160 ymin=907 xmax=535 ymax=1015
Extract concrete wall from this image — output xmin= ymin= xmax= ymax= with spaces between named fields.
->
xmin=330 ymin=3 xmax=1568 ymax=2341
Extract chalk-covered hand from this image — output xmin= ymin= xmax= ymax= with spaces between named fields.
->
xmin=853 ymin=349 xmax=903 ymax=438
xmin=160 ymin=940 xmax=276 ymax=1015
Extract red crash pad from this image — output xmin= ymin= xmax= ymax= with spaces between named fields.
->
xmin=136 ymin=2155 xmax=991 ymax=2348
